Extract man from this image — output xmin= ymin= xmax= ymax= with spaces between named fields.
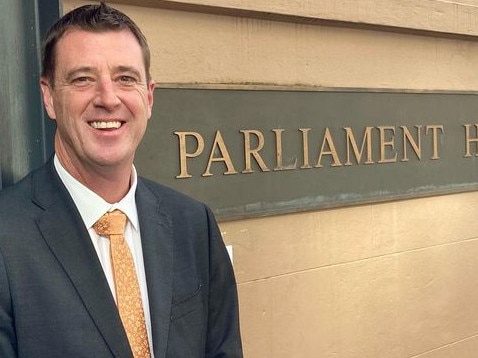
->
xmin=0 ymin=3 xmax=242 ymax=358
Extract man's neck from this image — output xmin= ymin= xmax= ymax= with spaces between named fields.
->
xmin=56 ymin=152 xmax=132 ymax=204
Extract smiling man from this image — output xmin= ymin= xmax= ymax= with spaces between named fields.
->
xmin=41 ymin=27 xmax=154 ymax=203
xmin=0 ymin=3 xmax=242 ymax=358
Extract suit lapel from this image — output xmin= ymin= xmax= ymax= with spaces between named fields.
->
xmin=136 ymin=180 xmax=174 ymax=358
xmin=32 ymin=161 xmax=133 ymax=358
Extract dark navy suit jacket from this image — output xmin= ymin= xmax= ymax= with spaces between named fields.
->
xmin=0 ymin=160 xmax=242 ymax=357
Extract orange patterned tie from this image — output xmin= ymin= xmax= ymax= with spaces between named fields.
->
xmin=93 ymin=210 xmax=151 ymax=358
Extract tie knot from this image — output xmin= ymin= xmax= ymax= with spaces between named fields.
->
xmin=93 ymin=209 xmax=127 ymax=237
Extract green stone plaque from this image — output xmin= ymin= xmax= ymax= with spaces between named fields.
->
xmin=136 ymin=88 xmax=478 ymax=220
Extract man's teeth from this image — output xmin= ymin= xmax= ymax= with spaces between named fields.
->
xmin=90 ymin=121 xmax=122 ymax=129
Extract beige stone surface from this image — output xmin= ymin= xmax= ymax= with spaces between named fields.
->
xmin=110 ymin=0 xmax=478 ymax=37
xmin=224 ymin=191 xmax=478 ymax=357
xmin=412 ymin=335 xmax=478 ymax=357
xmin=237 ymin=239 xmax=478 ymax=357
xmin=221 ymin=192 xmax=478 ymax=283
xmin=139 ymin=9 xmax=478 ymax=90
xmin=66 ymin=0 xmax=478 ymax=91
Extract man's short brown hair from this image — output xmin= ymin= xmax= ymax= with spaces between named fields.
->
xmin=41 ymin=2 xmax=152 ymax=86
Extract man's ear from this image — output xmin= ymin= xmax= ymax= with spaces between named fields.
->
xmin=146 ymin=79 xmax=155 ymax=119
xmin=40 ymin=77 xmax=57 ymax=120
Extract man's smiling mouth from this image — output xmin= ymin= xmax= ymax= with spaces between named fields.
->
xmin=89 ymin=121 xmax=122 ymax=129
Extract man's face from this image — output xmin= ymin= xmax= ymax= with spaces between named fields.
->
xmin=41 ymin=29 xmax=154 ymax=176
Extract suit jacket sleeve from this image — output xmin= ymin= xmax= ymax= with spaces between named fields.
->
xmin=204 ymin=207 xmax=243 ymax=358
xmin=0 ymin=248 xmax=17 ymax=357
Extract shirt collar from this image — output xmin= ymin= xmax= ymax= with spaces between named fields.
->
xmin=53 ymin=155 xmax=139 ymax=230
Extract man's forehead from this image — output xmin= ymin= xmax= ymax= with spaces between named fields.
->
xmin=54 ymin=29 xmax=145 ymax=69
xmin=57 ymin=28 xmax=140 ymax=48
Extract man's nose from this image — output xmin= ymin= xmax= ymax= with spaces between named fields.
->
xmin=93 ymin=78 xmax=121 ymax=110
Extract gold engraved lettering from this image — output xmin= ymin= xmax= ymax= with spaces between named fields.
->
xmin=344 ymin=127 xmax=374 ymax=165
xmin=316 ymin=128 xmax=342 ymax=168
xmin=425 ymin=125 xmax=444 ymax=160
xmin=299 ymin=128 xmax=312 ymax=169
xmin=378 ymin=126 xmax=397 ymax=163
xmin=202 ymin=131 xmax=238 ymax=177
xmin=174 ymin=131 xmax=204 ymax=179
xmin=463 ymin=124 xmax=478 ymax=157
xmin=273 ymin=129 xmax=297 ymax=171
xmin=401 ymin=125 xmax=422 ymax=161
xmin=240 ymin=130 xmax=270 ymax=173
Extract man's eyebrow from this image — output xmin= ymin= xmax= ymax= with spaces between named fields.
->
xmin=65 ymin=67 xmax=94 ymax=81
xmin=116 ymin=66 xmax=142 ymax=78
xmin=63 ymin=66 xmax=144 ymax=81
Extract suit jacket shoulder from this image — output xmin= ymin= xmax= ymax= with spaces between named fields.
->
xmin=138 ymin=176 xmax=207 ymax=213
xmin=0 ymin=161 xmax=132 ymax=358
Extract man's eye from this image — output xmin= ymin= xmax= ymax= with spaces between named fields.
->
xmin=72 ymin=77 xmax=92 ymax=86
xmin=118 ymin=76 xmax=137 ymax=85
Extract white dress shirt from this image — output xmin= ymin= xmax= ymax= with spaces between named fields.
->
xmin=54 ymin=156 xmax=154 ymax=355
